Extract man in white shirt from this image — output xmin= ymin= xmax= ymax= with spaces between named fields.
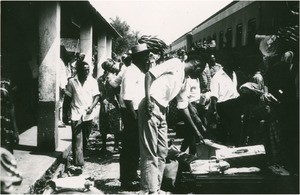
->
xmin=119 ymin=47 xmax=146 ymax=190
xmin=210 ymin=58 xmax=241 ymax=146
xmin=65 ymin=61 xmax=100 ymax=166
xmin=209 ymin=54 xmax=222 ymax=78
xmin=139 ymin=49 xmax=206 ymax=194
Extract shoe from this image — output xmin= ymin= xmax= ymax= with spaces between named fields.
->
xmin=132 ymin=174 xmax=141 ymax=181
xmin=58 ymin=122 xmax=66 ymax=128
xmin=158 ymin=190 xmax=169 ymax=194
xmin=121 ymin=181 xmax=140 ymax=191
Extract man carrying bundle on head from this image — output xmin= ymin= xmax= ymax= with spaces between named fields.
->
xmin=118 ymin=35 xmax=168 ymax=191
xmin=138 ymin=48 xmax=207 ymax=194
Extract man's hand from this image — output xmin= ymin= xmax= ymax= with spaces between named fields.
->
xmin=195 ymin=132 xmax=205 ymax=144
xmin=261 ymin=93 xmax=279 ymax=104
xmin=86 ymin=106 xmax=93 ymax=115
xmin=146 ymin=99 xmax=154 ymax=118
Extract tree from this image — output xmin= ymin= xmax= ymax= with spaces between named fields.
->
xmin=110 ymin=16 xmax=139 ymax=56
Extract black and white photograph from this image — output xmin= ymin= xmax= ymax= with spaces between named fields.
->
xmin=1 ymin=0 xmax=299 ymax=194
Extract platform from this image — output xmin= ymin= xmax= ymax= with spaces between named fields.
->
xmin=12 ymin=126 xmax=72 ymax=194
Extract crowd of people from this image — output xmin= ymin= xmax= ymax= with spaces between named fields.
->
xmin=1 ymin=30 xmax=298 ymax=193
xmin=57 ymin=31 xmax=298 ymax=193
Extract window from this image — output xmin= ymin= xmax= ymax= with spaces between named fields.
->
xmin=219 ymin=31 xmax=224 ymax=49
xmin=247 ymin=18 xmax=256 ymax=45
xmin=236 ymin=24 xmax=243 ymax=47
xmin=212 ymin=33 xmax=217 ymax=41
xmin=225 ymin=28 xmax=232 ymax=48
xmin=207 ymin=35 xmax=212 ymax=42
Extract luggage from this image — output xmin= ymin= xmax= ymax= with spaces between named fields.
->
xmin=196 ymin=139 xmax=227 ymax=159
xmin=162 ymin=160 xmax=179 ymax=192
xmin=215 ymin=145 xmax=267 ymax=167
xmin=190 ymin=159 xmax=230 ymax=174
xmin=180 ymin=170 xmax=295 ymax=194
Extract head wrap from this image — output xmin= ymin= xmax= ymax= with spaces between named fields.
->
xmin=101 ymin=59 xmax=115 ymax=72
xmin=138 ymin=35 xmax=168 ymax=54
xmin=189 ymin=39 xmax=216 ymax=63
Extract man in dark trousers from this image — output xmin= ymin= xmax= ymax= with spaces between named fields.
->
xmin=64 ymin=61 xmax=99 ymax=167
xmin=119 ymin=44 xmax=150 ymax=190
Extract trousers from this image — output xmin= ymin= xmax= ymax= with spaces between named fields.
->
xmin=138 ymin=98 xmax=168 ymax=192
xmin=119 ymin=108 xmax=140 ymax=183
xmin=71 ymin=120 xmax=92 ymax=166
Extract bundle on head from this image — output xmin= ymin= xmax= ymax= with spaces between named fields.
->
xmin=138 ymin=35 xmax=168 ymax=62
xmin=189 ymin=39 xmax=216 ymax=64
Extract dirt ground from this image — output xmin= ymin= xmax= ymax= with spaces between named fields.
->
xmin=81 ymin=130 xmax=181 ymax=194
xmin=82 ymin=132 xmax=130 ymax=194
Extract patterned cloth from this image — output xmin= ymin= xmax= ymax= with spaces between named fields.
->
xmin=98 ymin=74 xmax=122 ymax=135
xmin=0 ymin=81 xmax=19 ymax=153
xmin=268 ymin=120 xmax=281 ymax=162
xmin=199 ymin=64 xmax=211 ymax=93
xmin=166 ymin=98 xmax=180 ymax=128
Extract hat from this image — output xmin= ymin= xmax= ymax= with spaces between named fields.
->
xmin=131 ymin=43 xmax=150 ymax=55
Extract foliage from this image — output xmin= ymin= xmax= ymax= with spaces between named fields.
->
xmin=110 ymin=16 xmax=139 ymax=57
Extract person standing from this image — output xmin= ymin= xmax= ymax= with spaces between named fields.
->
xmin=138 ymin=49 xmax=206 ymax=194
xmin=70 ymin=52 xmax=86 ymax=77
xmin=208 ymin=54 xmax=222 ymax=78
xmin=64 ymin=61 xmax=99 ymax=167
xmin=210 ymin=54 xmax=241 ymax=146
xmin=180 ymin=77 xmax=206 ymax=155
xmin=119 ymin=45 xmax=148 ymax=190
xmin=98 ymin=59 xmax=122 ymax=153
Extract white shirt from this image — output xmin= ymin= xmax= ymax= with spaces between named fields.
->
xmin=108 ymin=66 xmax=128 ymax=108
xmin=187 ymin=77 xmax=201 ymax=103
xmin=149 ymin=58 xmax=189 ymax=109
xmin=210 ymin=68 xmax=239 ymax=103
xmin=65 ymin=75 xmax=100 ymax=121
xmin=122 ymin=64 xmax=145 ymax=110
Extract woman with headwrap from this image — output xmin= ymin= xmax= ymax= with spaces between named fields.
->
xmin=98 ymin=59 xmax=122 ymax=153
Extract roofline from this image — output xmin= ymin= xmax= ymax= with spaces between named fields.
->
xmin=87 ymin=1 xmax=122 ymax=39
xmin=171 ymin=0 xmax=236 ymax=45
xmin=191 ymin=0 xmax=237 ymax=31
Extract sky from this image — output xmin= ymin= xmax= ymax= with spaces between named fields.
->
xmin=89 ymin=0 xmax=233 ymax=45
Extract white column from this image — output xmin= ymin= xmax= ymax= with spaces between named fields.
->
xmin=38 ymin=2 xmax=60 ymax=151
xmin=97 ymin=33 xmax=107 ymax=78
xmin=80 ymin=22 xmax=93 ymax=70
xmin=106 ymin=36 xmax=112 ymax=59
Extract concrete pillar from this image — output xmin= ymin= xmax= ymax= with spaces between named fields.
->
xmin=106 ymin=36 xmax=112 ymax=59
xmin=38 ymin=2 xmax=60 ymax=151
xmin=80 ymin=22 xmax=93 ymax=70
xmin=97 ymin=33 xmax=107 ymax=78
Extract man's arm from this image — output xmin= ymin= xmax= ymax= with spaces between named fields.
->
xmin=145 ymin=72 xmax=155 ymax=117
xmin=210 ymin=96 xmax=220 ymax=125
xmin=107 ymin=72 xmax=122 ymax=88
xmin=86 ymin=95 xmax=99 ymax=115
xmin=180 ymin=107 xmax=204 ymax=143
xmin=124 ymin=100 xmax=137 ymax=120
